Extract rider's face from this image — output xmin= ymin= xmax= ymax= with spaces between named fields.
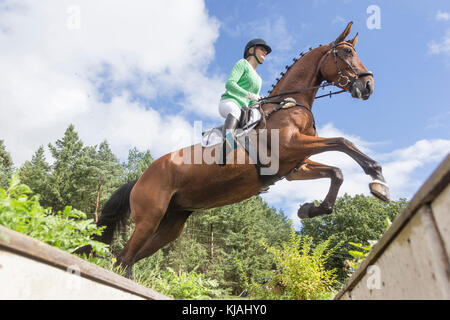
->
xmin=255 ymin=46 xmax=268 ymax=62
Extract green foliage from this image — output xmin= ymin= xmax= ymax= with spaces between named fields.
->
xmin=0 ymin=139 xmax=13 ymax=189
xmin=247 ymin=230 xmax=343 ymax=300
xmin=300 ymin=194 xmax=407 ymax=285
xmin=17 ymin=126 xmax=131 ymax=219
xmin=17 ymin=146 xmax=52 ymax=208
xmin=0 ymin=175 xmax=108 ymax=256
xmin=168 ymin=196 xmax=293 ymax=294
xmin=122 ymin=147 xmax=153 ymax=182
xmin=44 ymin=125 xmax=126 ymax=216
xmin=137 ymin=267 xmax=226 ymax=300
xmin=345 ymin=217 xmax=392 ymax=272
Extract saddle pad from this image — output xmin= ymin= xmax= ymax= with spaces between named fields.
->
xmin=201 ymin=107 xmax=262 ymax=148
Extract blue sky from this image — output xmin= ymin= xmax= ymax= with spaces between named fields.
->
xmin=204 ymin=0 xmax=450 ymax=222
xmin=0 ymin=0 xmax=449 ymax=228
xmin=205 ymin=0 xmax=450 ymax=148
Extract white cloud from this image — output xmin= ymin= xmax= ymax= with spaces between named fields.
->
xmin=428 ymin=29 xmax=450 ymax=55
xmin=436 ymin=10 xmax=450 ymax=21
xmin=379 ymin=139 xmax=450 ymax=197
xmin=222 ymin=15 xmax=295 ymax=54
xmin=0 ymin=0 xmax=223 ymax=165
xmin=331 ymin=15 xmax=347 ymax=26
xmin=260 ymin=123 xmax=450 ymax=229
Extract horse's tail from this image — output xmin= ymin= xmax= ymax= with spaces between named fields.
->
xmin=73 ymin=179 xmax=138 ymax=255
xmin=95 ymin=179 xmax=138 ymax=244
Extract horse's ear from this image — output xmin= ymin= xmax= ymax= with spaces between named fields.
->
xmin=349 ymin=32 xmax=359 ymax=47
xmin=335 ymin=21 xmax=353 ymax=43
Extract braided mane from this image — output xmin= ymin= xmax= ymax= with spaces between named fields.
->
xmin=266 ymin=44 xmax=324 ymax=96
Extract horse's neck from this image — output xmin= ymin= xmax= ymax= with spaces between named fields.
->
xmin=270 ymin=46 xmax=327 ymax=109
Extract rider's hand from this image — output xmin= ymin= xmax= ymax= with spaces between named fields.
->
xmin=245 ymin=92 xmax=260 ymax=101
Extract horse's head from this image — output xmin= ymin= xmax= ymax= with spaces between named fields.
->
xmin=319 ymin=22 xmax=374 ymax=100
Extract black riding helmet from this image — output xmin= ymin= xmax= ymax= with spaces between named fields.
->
xmin=243 ymin=38 xmax=272 ymax=64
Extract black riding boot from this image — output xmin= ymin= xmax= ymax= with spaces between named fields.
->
xmin=218 ymin=113 xmax=239 ymax=166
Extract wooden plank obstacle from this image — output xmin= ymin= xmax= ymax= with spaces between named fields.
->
xmin=335 ymin=153 xmax=450 ymax=299
xmin=0 ymin=225 xmax=171 ymax=300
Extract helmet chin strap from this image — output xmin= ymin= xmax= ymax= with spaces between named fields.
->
xmin=250 ymin=45 xmax=263 ymax=64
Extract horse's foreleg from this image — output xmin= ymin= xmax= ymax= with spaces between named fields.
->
xmin=288 ymin=134 xmax=390 ymax=202
xmin=134 ymin=210 xmax=192 ymax=263
xmin=285 ymin=159 xmax=343 ymax=219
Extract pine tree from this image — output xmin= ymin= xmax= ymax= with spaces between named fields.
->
xmin=47 ymin=124 xmax=85 ymax=212
xmin=0 ymin=140 xmax=14 ymax=189
xmin=90 ymin=141 xmax=124 ymax=221
xmin=122 ymin=147 xmax=154 ymax=182
xmin=18 ymin=146 xmax=51 ymax=207
xmin=46 ymin=125 xmax=126 ymax=217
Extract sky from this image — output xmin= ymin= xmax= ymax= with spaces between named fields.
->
xmin=0 ymin=0 xmax=449 ymax=229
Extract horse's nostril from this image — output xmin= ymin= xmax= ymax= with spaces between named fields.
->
xmin=365 ymin=81 xmax=372 ymax=92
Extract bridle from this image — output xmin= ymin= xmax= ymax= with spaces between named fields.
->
xmin=260 ymin=41 xmax=373 ymax=110
xmin=319 ymin=40 xmax=373 ymax=88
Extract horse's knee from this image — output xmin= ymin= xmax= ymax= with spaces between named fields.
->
xmin=331 ymin=167 xmax=343 ymax=185
xmin=336 ymin=137 xmax=354 ymax=148
xmin=371 ymin=161 xmax=382 ymax=174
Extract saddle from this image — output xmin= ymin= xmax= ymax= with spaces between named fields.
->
xmin=201 ymin=105 xmax=262 ymax=148
xmin=201 ymin=98 xmax=300 ymax=192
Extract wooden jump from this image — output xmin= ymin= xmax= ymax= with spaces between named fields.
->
xmin=335 ymin=153 xmax=450 ymax=299
xmin=0 ymin=225 xmax=171 ymax=300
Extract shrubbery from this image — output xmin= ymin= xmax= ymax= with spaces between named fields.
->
xmin=0 ymin=175 xmax=108 ymax=256
xmin=0 ymin=176 xmax=228 ymax=300
xmin=243 ymin=230 xmax=343 ymax=300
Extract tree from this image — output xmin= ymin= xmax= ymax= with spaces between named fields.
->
xmin=88 ymin=141 xmax=124 ymax=221
xmin=46 ymin=125 xmax=126 ymax=218
xmin=122 ymin=147 xmax=153 ymax=182
xmin=47 ymin=124 xmax=85 ymax=212
xmin=0 ymin=140 xmax=13 ymax=189
xmin=18 ymin=146 xmax=52 ymax=208
xmin=300 ymin=193 xmax=408 ymax=285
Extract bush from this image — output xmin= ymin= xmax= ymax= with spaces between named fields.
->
xmin=135 ymin=266 xmax=227 ymax=300
xmin=0 ymin=175 xmax=108 ymax=256
xmin=248 ymin=230 xmax=343 ymax=300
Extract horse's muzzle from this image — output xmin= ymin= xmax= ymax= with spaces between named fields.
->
xmin=351 ymin=76 xmax=374 ymax=100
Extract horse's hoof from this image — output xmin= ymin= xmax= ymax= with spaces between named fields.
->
xmin=298 ymin=202 xmax=315 ymax=219
xmin=72 ymin=245 xmax=93 ymax=256
xmin=369 ymin=180 xmax=390 ymax=203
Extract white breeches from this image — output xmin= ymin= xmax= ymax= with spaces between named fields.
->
xmin=218 ymin=99 xmax=241 ymax=120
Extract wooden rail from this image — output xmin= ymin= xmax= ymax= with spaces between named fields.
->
xmin=335 ymin=153 xmax=450 ymax=299
xmin=0 ymin=225 xmax=171 ymax=300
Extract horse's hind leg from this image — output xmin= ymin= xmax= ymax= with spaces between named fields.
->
xmin=116 ymin=183 xmax=175 ymax=278
xmin=285 ymin=159 xmax=343 ymax=219
xmin=134 ymin=209 xmax=192 ymax=263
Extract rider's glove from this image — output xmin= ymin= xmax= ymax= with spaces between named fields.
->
xmin=245 ymin=92 xmax=261 ymax=101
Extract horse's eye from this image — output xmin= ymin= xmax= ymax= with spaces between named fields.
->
xmin=344 ymin=48 xmax=353 ymax=54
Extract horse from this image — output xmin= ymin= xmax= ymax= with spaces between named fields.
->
xmin=76 ymin=22 xmax=389 ymax=278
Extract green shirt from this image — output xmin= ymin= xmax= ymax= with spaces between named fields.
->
xmin=221 ymin=58 xmax=262 ymax=108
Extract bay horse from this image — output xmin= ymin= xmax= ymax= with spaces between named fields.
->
xmin=77 ymin=22 xmax=390 ymax=278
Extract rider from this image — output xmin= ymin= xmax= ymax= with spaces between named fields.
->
xmin=218 ymin=38 xmax=272 ymax=164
